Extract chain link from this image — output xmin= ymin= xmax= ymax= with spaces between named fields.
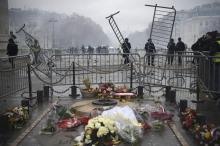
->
xmin=50 ymin=86 xmax=71 ymax=94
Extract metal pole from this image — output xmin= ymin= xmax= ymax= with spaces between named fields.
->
xmin=70 ymin=62 xmax=79 ymax=98
xmin=149 ymin=4 xmax=157 ymax=39
xmin=137 ymin=86 xmax=144 ymax=98
xmin=130 ymin=62 xmax=133 ymax=89
xmin=49 ymin=60 xmax=53 ymax=101
xmin=27 ymin=63 xmax=32 ymax=99
xmin=170 ymin=6 xmax=176 ymax=40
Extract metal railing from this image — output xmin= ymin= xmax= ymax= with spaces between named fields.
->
xmin=0 ymin=55 xmax=31 ymax=98
xmin=198 ymin=53 xmax=220 ymax=97
xmin=1 ymin=50 xmax=218 ymax=100
xmin=46 ymin=53 xmax=141 ymax=88
xmin=142 ymin=51 xmax=198 ymax=90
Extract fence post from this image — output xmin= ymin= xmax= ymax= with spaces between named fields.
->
xmin=130 ymin=62 xmax=133 ymax=89
xmin=27 ymin=63 xmax=32 ymax=99
xmin=70 ymin=62 xmax=79 ymax=98
xmin=137 ymin=86 xmax=144 ymax=98
xmin=165 ymin=86 xmax=171 ymax=102
xmin=43 ymin=86 xmax=50 ymax=101
xmin=49 ymin=60 xmax=53 ymax=100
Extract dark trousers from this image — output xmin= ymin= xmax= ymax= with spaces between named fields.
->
xmin=167 ymin=53 xmax=174 ymax=65
xmin=124 ymin=54 xmax=129 ymax=64
xmin=178 ymin=52 xmax=183 ymax=65
xmin=8 ymin=57 xmax=15 ymax=68
xmin=147 ymin=54 xmax=155 ymax=66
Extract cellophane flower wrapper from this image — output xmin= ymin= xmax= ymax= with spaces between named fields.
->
xmin=102 ymin=106 xmax=143 ymax=143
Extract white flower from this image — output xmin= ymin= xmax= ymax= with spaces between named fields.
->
xmin=97 ymin=126 xmax=109 ymax=137
xmin=84 ymin=138 xmax=92 ymax=144
xmin=85 ymin=123 xmax=94 ymax=129
xmin=85 ymin=134 xmax=91 ymax=140
xmin=95 ymin=122 xmax=101 ymax=129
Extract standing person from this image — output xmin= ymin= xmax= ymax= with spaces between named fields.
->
xmin=145 ymin=38 xmax=156 ymax=66
xmin=176 ymin=37 xmax=186 ymax=65
xmin=122 ymin=38 xmax=131 ymax=64
xmin=167 ymin=38 xmax=175 ymax=65
xmin=7 ymin=38 xmax=18 ymax=68
xmin=10 ymin=31 xmax=16 ymax=41
xmin=31 ymin=39 xmax=41 ymax=64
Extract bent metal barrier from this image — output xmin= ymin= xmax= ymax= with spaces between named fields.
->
xmin=31 ymin=53 xmax=141 ymax=94
xmin=143 ymin=51 xmax=198 ymax=90
xmin=29 ymin=51 xmax=220 ymax=98
xmin=0 ymin=55 xmax=30 ymax=98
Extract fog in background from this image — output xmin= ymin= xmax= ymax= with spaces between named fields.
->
xmin=8 ymin=0 xmax=220 ymax=48
xmin=9 ymin=0 xmax=218 ymax=33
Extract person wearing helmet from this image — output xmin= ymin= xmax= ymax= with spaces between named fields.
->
xmin=145 ymin=38 xmax=156 ymax=66
xmin=175 ymin=37 xmax=186 ymax=65
xmin=122 ymin=38 xmax=131 ymax=64
xmin=167 ymin=38 xmax=176 ymax=65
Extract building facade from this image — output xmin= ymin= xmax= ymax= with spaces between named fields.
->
xmin=173 ymin=2 xmax=220 ymax=47
xmin=0 ymin=0 xmax=9 ymax=52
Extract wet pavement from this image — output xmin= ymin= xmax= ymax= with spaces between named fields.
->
xmin=17 ymin=97 xmax=181 ymax=146
xmin=1 ymin=87 xmax=220 ymax=146
xmin=1 ymin=61 xmax=220 ymax=146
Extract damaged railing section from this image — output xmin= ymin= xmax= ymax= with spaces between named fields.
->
xmin=142 ymin=51 xmax=198 ymax=91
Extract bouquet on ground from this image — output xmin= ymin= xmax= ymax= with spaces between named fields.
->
xmin=113 ymin=85 xmax=135 ymax=102
xmin=81 ymin=78 xmax=98 ymax=98
xmin=98 ymin=82 xmax=114 ymax=99
xmin=102 ymin=106 xmax=143 ymax=144
xmin=83 ymin=116 xmax=119 ymax=146
xmin=114 ymin=85 xmax=130 ymax=93
xmin=5 ymin=106 xmax=29 ymax=129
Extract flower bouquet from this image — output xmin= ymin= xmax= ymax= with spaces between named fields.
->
xmin=102 ymin=106 xmax=143 ymax=144
xmin=92 ymin=82 xmax=117 ymax=106
xmin=98 ymin=82 xmax=114 ymax=99
xmin=81 ymin=78 xmax=98 ymax=98
xmin=82 ymin=116 xmax=119 ymax=146
xmin=6 ymin=106 xmax=29 ymax=129
xmin=114 ymin=85 xmax=130 ymax=93
xmin=113 ymin=85 xmax=135 ymax=102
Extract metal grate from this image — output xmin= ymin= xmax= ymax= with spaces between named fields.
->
xmin=145 ymin=4 xmax=176 ymax=50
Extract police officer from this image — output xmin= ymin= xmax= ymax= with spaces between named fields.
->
xmin=122 ymin=38 xmax=131 ymax=64
xmin=175 ymin=37 xmax=186 ymax=65
xmin=145 ymin=38 xmax=156 ymax=66
xmin=167 ymin=38 xmax=175 ymax=65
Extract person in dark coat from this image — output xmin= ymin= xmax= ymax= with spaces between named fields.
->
xmin=167 ymin=38 xmax=175 ymax=65
xmin=10 ymin=31 xmax=16 ymax=41
xmin=145 ymin=38 xmax=156 ymax=66
xmin=7 ymin=38 xmax=18 ymax=68
xmin=122 ymin=38 xmax=131 ymax=64
xmin=175 ymin=37 xmax=186 ymax=65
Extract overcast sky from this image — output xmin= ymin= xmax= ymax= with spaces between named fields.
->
xmin=8 ymin=0 xmax=219 ymax=36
